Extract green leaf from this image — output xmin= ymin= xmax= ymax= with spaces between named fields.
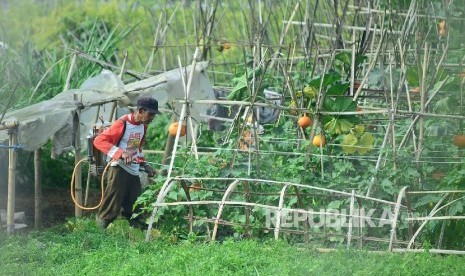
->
xmin=324 ymin=118 xmax=338 ymax=134
xmin=309 ymin=70 xmax=341 ymax=88
xmin=357 ymin=132 xmax=374 ymax=154
xmin=339 ymin=119 xmax=353 ymax=133
xmin=332 ymin=98 xmax=357 ymax=112
xmin=413 ymin=194 xmax=442 ymax=209
xmin=354 ymin=125 xmax=365 ymax=136
xmin=406 ymin=67 xmax=419 ymax=87
xmin=326 ymin=82 xmax=350 ymax=96
xmin=324 ymin=118 xmax=353 ymax=135
xmin=327 ymin=200 xmax=343 ymax=209
xmin=335 ymin=52 xmax=351 ymax=65
xmin=406 ymin=168 xmax=420 ymax=178
xmin=228 ymin=75 xmax=248 ymax=100
xmin=342 ymin=133 xmax=358 ymax=154
xmin=449 ymin=201 xmax=463 ymax=215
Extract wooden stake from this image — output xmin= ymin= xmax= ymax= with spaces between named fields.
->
xmin=73 ymin=111 xmax=82 ymax=218
xmin=6 ymin=128 xmax=17 ymax=235
xmin=34 ymin=149 xmax=41 ymax=230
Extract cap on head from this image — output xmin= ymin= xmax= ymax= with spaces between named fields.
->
xmin=137 ymin=97 xmax=160 ymax=114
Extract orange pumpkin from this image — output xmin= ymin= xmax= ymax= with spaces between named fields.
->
xmin=298 ymin=115 xmax=312 ymax=129
xmin=438 ymin=20 xmax=446 ymax=37
xmin=410 ymin=87 xmax=420 ymax=93
xmin=168 ymin=122 xmax=187 ymax=137
xmin=452 ymin=134 xmax=465 ymax=148
xmin=312 ymin=134 xmax=326 ymax=147
xmin=223 ymin=42 xmax=232 ymax=49
xmin=189 ymin=182 xmax=202 ymax=192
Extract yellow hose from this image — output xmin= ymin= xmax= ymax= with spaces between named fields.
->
xmin=70 ymin=158 xmax=111 ymax=210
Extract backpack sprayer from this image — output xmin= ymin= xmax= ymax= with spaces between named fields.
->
xmin=87 ymin=121 xmax=111 ymax=176
xmin=70 ymin=120 xmax=112 ymax=210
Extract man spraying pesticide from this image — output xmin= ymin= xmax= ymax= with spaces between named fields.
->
xmin=93 ymin=97 xmax=159 ymax=229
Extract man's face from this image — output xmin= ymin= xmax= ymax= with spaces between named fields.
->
xmin=138 ymin=109 xmax=157 ymax=124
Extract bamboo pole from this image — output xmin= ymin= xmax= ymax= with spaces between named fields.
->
xmin=392 ymin=248 xmax=465 ymax=255
xmin=304 ymin=58 xmax=330 ymax=168
xmin=388 ymin=186 xmax=408 ymax=251
xmin=407 ymin=194 xmax=450 ymax=249
xmin=156 ymin=200 xmax=393 ymax=224
xmin=353 ymin=28 xmax=386 ymax=101
xmin=229 ymin=46 xmax=269 ymax=173
xmin=180 ymin=181 xmax=194 ymax=232
xmin=347 ymin=190 xmax=355 ymax=249
xmin=212 ymin=179 xmax=240 ymax=241
xmin=274 ymin=184 xmax=290 ymax=240
xmin=0 ymin=121 xmax=18 ymax=131
xmin=293 ymin=185 xmax=309 ymax=243
xmin=174 ymin=98 xmax=465 ymax=120
xmin=406 ymin=215 xmax=465 ymax=221
xmin=268 ymin=0 xmax=301 ymax=70
xmin=177 ymin=55 xmax=199 ymax=160
xmin=283 ymin=21 xmax=403 ymax=34
xmin=407 ymin=190 xmax=465 ymax=195
xmin=34 ymin=149 xmax=41 ymax=230
xmin=174 ymin=176 xmax=407 ymax=207
xmin=145 ymin=177 xmax=175 ymax=241
xmin=6 ymin=128 xmax=17 ymax=235
xmin=166 ymin=49 xmax=200 ymax=179
xmin=244 ymin=181 xmax=251 ymax=238
xmin=398 ymin=77 xmax=450 ymax=150
xmin=365 ymin=106 xmax=393 ymax=197
xmin=357 ymin=198 xmax=363 ymax=249
xmin=415 ymin=43 xmax=429 ymax=189
xmin=0 ymin=82 xmax=19 ymax=125
xmin=63 ymin=52 xmax=77 ymax=92
xmin=108 ymin=51 xmax=129 ymax=122
xmin=63 ymin=52 xmax=83 ymax=218
xmin=387 ymin=52 xmax=398 ymax=159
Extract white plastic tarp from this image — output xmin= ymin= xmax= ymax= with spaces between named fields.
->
xmin=0 ymin=61 xmax=215 ymax=156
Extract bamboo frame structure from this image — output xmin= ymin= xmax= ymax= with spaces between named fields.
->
xmin=145 ymin=176 xmax=411 ymax=250
xmin=0 ymin=121 xmax=18 ymax=234
xmin=2 ymin=0 xmax=465 ymax=254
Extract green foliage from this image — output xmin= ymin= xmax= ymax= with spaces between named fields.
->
xmin=2 ymin=223 xmax=465 ymax=275
xmin=1 ymin=0 xmax=465 ymax=250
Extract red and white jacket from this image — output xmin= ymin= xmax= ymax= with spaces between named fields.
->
xmin=93 ymin=113 xmax=147 ymax=176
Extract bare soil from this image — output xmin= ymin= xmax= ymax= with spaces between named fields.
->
xmin=0 ymin=185 xmax=99 ymax=230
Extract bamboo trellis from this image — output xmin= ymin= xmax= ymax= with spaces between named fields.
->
xmin=142 ymin=0 xmax=465 ymax=254
xmin=1 ymin=0 xmax=464 ymax=254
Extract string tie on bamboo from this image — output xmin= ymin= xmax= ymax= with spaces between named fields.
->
xmin=0 ymin=144 xmax=23 ymax=150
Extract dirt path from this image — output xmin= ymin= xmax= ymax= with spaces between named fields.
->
xmin=0 ymin=186 xmax=99 ymax=230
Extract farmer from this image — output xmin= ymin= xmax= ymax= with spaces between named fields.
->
xmin=93 ymin=97 xmax=159 ymax=229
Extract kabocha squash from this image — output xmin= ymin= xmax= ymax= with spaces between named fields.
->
xmin=452 ymin=134 xmax=465 ymax=148
xmin=169 ymin=122 xmax=187 ymax=137
xmin=189 ymin=182 xmax=201 ymax=192
xmin=312 ymin=134 xmax=326 ymax=147
xmin=439 ymin=20 xmax=446 ymax=37
xmin=298 ymin=115 xmax=312 ymax=129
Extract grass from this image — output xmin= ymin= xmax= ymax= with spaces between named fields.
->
xmin=0 ymin=219 xmax=464 ymax=276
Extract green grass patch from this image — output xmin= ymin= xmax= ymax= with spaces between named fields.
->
xmin=0 ymin=219 xmax=464 ymax=276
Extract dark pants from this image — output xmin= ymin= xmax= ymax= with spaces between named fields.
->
xmin=97 ymin=166 xmax=141 ymax=228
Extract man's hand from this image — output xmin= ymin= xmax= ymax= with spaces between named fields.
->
xmin=144 ymin=164 xmax=156 ymax=177
xmin=121 ymin=152 xmax=132 ymax=164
